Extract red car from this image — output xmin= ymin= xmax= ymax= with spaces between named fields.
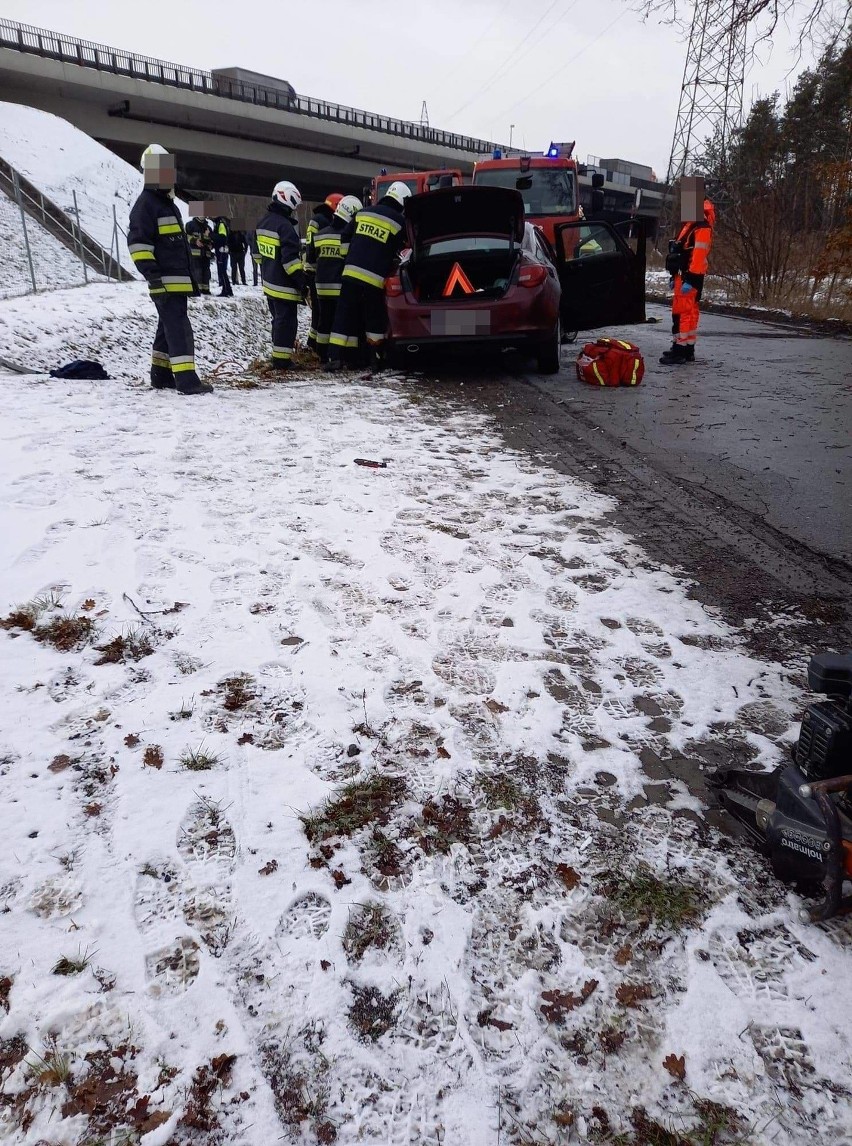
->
xmin=385 ymin=186 xmax=562 ymax=373
xmin=385 ymin=186 xmax=646 ymax=373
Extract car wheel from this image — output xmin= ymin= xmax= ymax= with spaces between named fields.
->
xmin=561 ymin=329 xmax=579 ymax=344
xmin=537 ymin=318 xmax=561 ymax=374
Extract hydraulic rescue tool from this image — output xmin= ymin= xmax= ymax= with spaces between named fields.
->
xmin=709 ymin=652 xmax=852 ymax=922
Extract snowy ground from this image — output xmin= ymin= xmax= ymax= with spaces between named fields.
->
xmin=0 ymin=193 xmax=94 ymax=300
xmin=0 ymin=283 xmax=850 ymax=1146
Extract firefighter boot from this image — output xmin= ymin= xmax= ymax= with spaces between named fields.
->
xmin=176 ymin=371 xmax=213 ymax=395
xmin=150 ymin=365 xmax=176 ymax=390
xmin=270 ymin=359 xmax=295 ymax=373
xmin=369 ymin=345 xmax=388 ymax=375
xmin=659 ymin=344 xmax=690 ymax=366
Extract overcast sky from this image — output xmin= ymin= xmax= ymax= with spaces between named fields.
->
xmin=2 ymin=0 xmax=819 ymax=175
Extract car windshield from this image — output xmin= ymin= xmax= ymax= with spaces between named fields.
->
xmin=474 ymin=167 xmax=576 ymax=216
xmin=376 ymin=178 xmax=420 ymax=197
xmin=422 ymin=237 xmax=511 ymax=256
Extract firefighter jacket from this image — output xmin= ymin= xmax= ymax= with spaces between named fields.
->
xmin=311 ymin=218 xmax=347 ymax=298
xmin=185 ymin=218 xmax=214 ymax=261
xmin=213 ymin=217 xmax=230 ymax=254
xmin=255 ymin=200 xmax=305 ymax=302
xmin=127 ymin=188 xmax=196 ymax=296
xmin=340 ymin=200 xmax=406 ymax=289
xmin=304 ymin=204 xmax=334 ymax=273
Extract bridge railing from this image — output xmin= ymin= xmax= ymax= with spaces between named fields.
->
xmin=0 ymin=18 xmax=499 ymax=155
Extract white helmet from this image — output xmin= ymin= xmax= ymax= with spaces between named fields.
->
xmin=140 ymin=143 xmax=169 ymax=172
xmin=384 ymin=181 xmax=413 ymax=208
xmin=272 ymin=180 xmax=302 ymax=211
xmin=334 ymin=194 xmax=363 ymax=223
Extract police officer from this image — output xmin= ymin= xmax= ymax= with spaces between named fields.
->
xmin=660 ymin=198 xmax=716 ymax=365
xmin=126 ymin=144 xmax=212 ymax=395
xmin=307 ymin=195 xmax=362 ymax=364
xmin=304 ymin=193 xmax=343 ymax=352
xmin=213 ymin=215 xmax=234 ymax=297
xmin=185 ymin=213 xmax=213 ymax=295
xmin=328 ymin=181 xmax=411 ymax=372
xmin=255 ymin=180 xmax=305 ymax=370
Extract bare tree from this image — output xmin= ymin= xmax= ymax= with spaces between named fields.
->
xmin=632 ymin=0 xmax=851 ymax=48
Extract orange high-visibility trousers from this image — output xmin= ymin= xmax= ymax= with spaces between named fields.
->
xmin=671 ymin=274 xmax=701 ymax=347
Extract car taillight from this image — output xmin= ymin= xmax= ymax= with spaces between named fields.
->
xmin=386 ymin=276 xmax=404 ymax=297
xmin=518 ymin=264 xmax=548 ymax=288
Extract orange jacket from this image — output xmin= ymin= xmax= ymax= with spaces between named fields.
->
xmin=677 ymin=199 xmax=715 ymax=278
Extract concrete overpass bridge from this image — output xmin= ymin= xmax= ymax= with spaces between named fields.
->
xmin=0 ymin=19 xmax=664 ymax=228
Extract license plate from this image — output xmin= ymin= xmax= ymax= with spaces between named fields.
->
xmin=430 ymin=310 xmax=491 ymax=337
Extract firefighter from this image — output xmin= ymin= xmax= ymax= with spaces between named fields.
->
xmin=213 ymin=215 xmax=234 ymax=297
xmin=660 ymin=198 xmax=716 ymax=365
xmin=255 ymin=180 xmax=305 ymax=370
xmin=307 ymin=195 xmax=362 ymax=363
xmin=229 ymin=227 xmax=248 ymax=285
xmin=328 ymin=181 xmax=412 ymax=372
xmin=126 ymin=144 xmax=212 ymax=395
xmin=304 ymin=193 xmax=343 ymax=352
xmin=185 ymin=213 xmax=213 ymax=295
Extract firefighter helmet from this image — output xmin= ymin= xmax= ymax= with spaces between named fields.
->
xmin=334 ymin=195 xmax=363 ymax=223
xmin=324 ymin=193 xmax=344 ymax=211
xmin=272 ymin=180 xmax=302 ymax=211
xmin=140 ymin=143 xmax=170 ymax=172
xmin=384 ymin=181 xmax=413 ymax=208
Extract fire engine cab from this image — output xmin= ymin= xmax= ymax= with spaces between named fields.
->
xmin=474 ymin=142 xmax=645 ymax=335
xmin=369 ymin=168 xmax=463 ymax=204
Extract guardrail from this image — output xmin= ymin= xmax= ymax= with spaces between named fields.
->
xmin=0 ymin=18 xmax=499 ymax=156
xmin=0 ymin=154 xmax=132 ymax=281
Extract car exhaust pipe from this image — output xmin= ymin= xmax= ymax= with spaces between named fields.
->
xmin=406 ymin=344 xmax=420 ymax=354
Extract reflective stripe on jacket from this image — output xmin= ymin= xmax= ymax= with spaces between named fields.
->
xmin=340 ymin=201 xmax=406 ymax=290
xmin=313 ymin=220 xmax=347 ymax=297
xmin=305 ymin=205 xmax=334 ymax=272
xmin=255 ymin=200 xmax=305 ymax=302
xmin=185 ymin=218 xmax=213 ymax=260
xmin=675 ymin=220 xmax=713 ymax=282
xmin=127 ymin=188 xmax=196 ymax=296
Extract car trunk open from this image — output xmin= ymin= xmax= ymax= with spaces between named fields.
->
xmin=403 ymin=187 xmax=526 ymax=303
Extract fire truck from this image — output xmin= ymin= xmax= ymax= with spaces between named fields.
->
xmin=368 ymin=168 xmax=464 ymax=204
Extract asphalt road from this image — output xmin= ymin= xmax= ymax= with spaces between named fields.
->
xmin=536 ymin=302 xmax=852 ymax=567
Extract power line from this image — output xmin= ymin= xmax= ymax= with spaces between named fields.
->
xmin=492 ymin=9 xmax=628 ymax=124
xmin=427 ymin=0 xmax=516 ymax=98
xmin=444 ymin=0 xmax=563 ymax=121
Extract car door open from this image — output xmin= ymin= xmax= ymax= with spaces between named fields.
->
xmin=554 ymin=219 xmax=646 ymax=330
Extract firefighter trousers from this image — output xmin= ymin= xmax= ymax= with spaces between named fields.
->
xmin=672 ymin=275 xmax=701 ymax=347
xmin=215 ymin=252 xmax=233 ymax=296
xmin=307 ymin=278 xmax=320 ymax=346
xmin=192 ymin=254 xmax=211 ymax=294
xmin=267 ymin=297 xmax=297 ymax=362
xmin=151 ymin=295 xmax=196 ymax=374
xmin=329 ymin=278 xmax=388 ymax=362
xmin=230 ymin=252 xmax=247 ymax=285
xmin=314 ymin=293 xmax=340 ymax=358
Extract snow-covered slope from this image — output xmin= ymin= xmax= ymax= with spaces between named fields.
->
xmin=0 ymin=102 xmax=186 ymax=278
xmin=0 ymin=191 xmax=89 ymax=299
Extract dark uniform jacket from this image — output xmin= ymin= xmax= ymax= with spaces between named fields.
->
xmin=310 ymin=218 xmax=347 ymax=297
xmin=340 ymin=199 xmax=406 ymax=289
xmin=185 ymin=217 xmax=213 ymax=260
xmin=304 ymin=204 xmax=334 ymax=273
xmin=254 ymin=200 xmax=305 ymax=302
xmin=127 ymin=188 xmax=195 ymax=296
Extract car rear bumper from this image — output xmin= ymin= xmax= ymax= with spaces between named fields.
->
xmin=387 ymin=288 xmax=557 ymax=345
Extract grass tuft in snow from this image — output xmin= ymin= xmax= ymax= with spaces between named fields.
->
xmin=342 ymin=902 xmax=397 ymax=963
xmin=590 ymin=1098 xmax=751 ymax=1145
xmin=94 ymin=625 xmax=157 ymax=665
xmin=1 ymin=594 xmax=97 ymax=651
xmin=52 ymin=947 xmax=94 ymax=976
xmin=301 ymin=774 xmax=407 ymax=844
xmin=180 ymin=744 xmax=221 ymax=772
xmin=412 ymin=793 xmax=474 ymax=855
xmin=601 ymin=864 xmax=705 ymax=932
xmin=26 ymin=1039 xmax=72 ymax=1087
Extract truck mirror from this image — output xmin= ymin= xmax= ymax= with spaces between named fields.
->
xmin=592 ymin=172 xmax=605 ymax=189
xmin=591 ymin=189 xmax=605 ymax=215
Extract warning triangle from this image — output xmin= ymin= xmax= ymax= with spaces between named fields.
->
xmin=442 ymin=262 xmax=476 ymax=297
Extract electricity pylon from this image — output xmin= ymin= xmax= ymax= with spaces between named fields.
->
xmin=659 ymin=0 xmax=746 ymax=242
xmin=420 ymin=100 xmax=430 ymax=128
